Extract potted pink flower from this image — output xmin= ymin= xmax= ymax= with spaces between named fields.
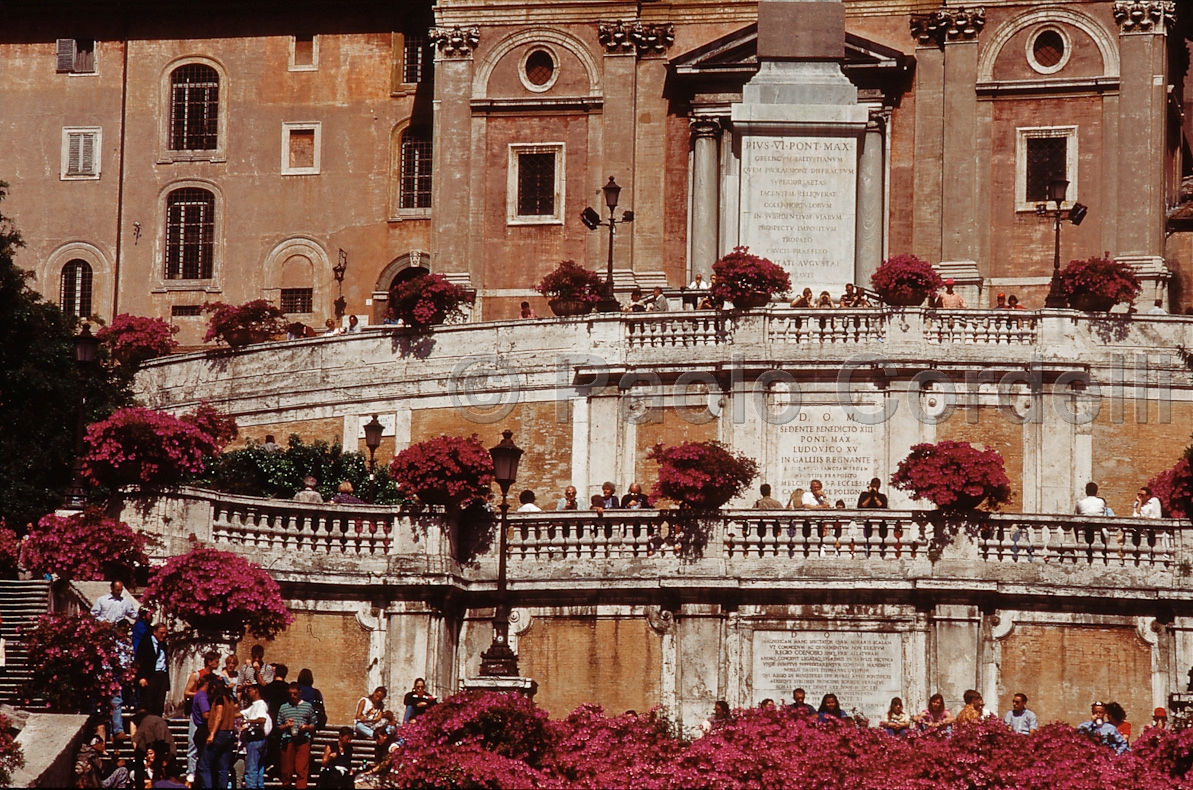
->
xmin=96 ymin=313 xmax=178 ymax=367
xmin=143 ymin=541 xmax=293 ymax=639
xmin=1058 ymin=256 xmax=1141 ymax=311
xmin=648 ymin=441 xmax=758 ymax=510
xmin=711 ymin=247 xmax=791 ymax=309
xmin=891 ymin=440 xmax=1012 ymax=512
xmin=203 ymin=300 xmax=288 ymax=348
xmin=390 ymin=273 xmax=472 ymax=331
xmin=536 ymin=260 xmax=603 ymax=316
xmin=21 ymin=509 xmax=150 ymax=581
xmin=389 ymin=435 xmax=495 ymax=509
xmin=870 ymin=254 xmax=943 ymax=307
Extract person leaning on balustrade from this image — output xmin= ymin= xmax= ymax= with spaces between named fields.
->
xmin=790 ymin=288 xmax=813 ymax=308
xmin=556 ymin=485 xmax=579 ymax=511
xmin=786 ymin=488 xmax=805 ymax=509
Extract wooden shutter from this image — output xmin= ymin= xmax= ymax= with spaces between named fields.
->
xmin=79 ymin=133 xmax=95 ymax=175
xmin=56 ymin=39 xmax=76 ymax=72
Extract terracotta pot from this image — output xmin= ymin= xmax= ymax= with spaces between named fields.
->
xmin=881 ymin=289 xmax=929 ymax=307
xmin=732 ymin=291 xmax=771 ymax=309
xmin=1068 ymin=293 xmax=1117 ymax=312
xmin=548 ymin=298 xmax=594 ymax=317
xmin=222 ymin=328 xmax=270 ymax=348
xmin=941 ymin=493 xmax=985 ymax=512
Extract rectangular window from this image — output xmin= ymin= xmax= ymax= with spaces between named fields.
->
xmin=171 ymin=305 xmax=203 ymax=317
xmin=1015 ymin=126 xmax=1078 ymax=211
xmin=280 ymin=288 xmax=314 ymax=314
xmin=403 ymin=34 xmax=427 ymax=83
xmin=399 ymin=130 xmax=433 ymax=209
xmin=165 ymin=188 xmax=215 ymax=280
xmin=281 ymin=122 xmax=321 ymax=175
xmin=61 ymin=127 xmax=101 ymax=179
xmin=290 ymin=34 xmax=317 ymax=70
xmin=169 ymin=64 xmax=220 ymax=152
xmin=507 ymin=144 xmax=564 ymax=224
xmin=56 ymin=38 xmax=95 ymax=74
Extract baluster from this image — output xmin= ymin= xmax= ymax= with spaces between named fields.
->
xmin=548 ymin=521 xmax=565 ymax=559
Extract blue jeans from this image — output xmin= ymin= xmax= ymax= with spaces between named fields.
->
xmin=354 ymin=721 xmax=375 ymax=738
xmin=196 ymin=730 xmax=234 ymax=789
xmin=188 ymin=718 xmax=199 ymax=776
xmin=243 ymin=738 xmax=267 ymax=789
xmin=110 ymin=690 xmax=124 ymax=736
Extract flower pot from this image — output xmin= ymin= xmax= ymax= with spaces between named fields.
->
xmin=941 ymin=493 xmax=985 ymax=512
xmin=223 ymin=328 xmax=270 ymax=348
xmin=881 ymin=290 xmax=929 ymax=307
xmin=548 ymin=298 xmax=593 ymax=317
xmin=1068 ymin=293 xmax=1117 ymax=312
xmin=414 ymin=488 xmax=456 ymax=507
xmin=732 ymin=292 xmax=771 ymax=310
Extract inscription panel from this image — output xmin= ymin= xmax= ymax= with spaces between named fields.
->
xmin=739 ymin=135 xmax=857 ymax=297
xmin=753 ymin=630 xmax=901 ymax=718
xmin=774 ymin=405 xmax=880 ymax=506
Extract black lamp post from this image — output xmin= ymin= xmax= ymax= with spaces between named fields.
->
xmin=363 ymin=415 xmax=384 ymax=503
xmin=64 ymin=324 xmax=100 ymax=509
xmin=1041 ymin=179 xmax=1089 ymax=308
xmin=582 ymin=176 xmax=635 ymax=313
xmin=333 ymin=248 xmax=348 ymax=318
xmin=479 ymin=429 xmax=523 ymax=677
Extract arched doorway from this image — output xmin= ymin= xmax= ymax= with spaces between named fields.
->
xmin=372 ymin=251 xmax=430 ymax=323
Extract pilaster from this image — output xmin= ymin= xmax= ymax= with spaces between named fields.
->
xmin=429 ymin=26 xmax=479 ymax=283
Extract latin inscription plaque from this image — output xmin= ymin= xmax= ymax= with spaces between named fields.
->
xmin=774 ymin=405 xmax=878 ymax=506
xmin=753 ymin=630 xmax=901 ymax=719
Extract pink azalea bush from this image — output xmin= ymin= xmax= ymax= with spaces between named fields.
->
xmin=143 ymin=542 xmax=292 ymax=639
xmin=536 ymin=260 xmax=604 ymax=308
xmin=21 ymin=509 xmax=149 ymax=581
xmin=203 ymin=299 xmax=288 ymax=344
xmin=870 ymin=253 xmax=944 ymax=304
xmin=891 ymin=440 xmax=1013 ymax=511
xmin=389 ymin=435 xmax=494 ymax=508
xmin=96 ymin=313 xmax=178 ymax=367
xmin=81 ymin=405 xmax=231 ymax=490
xmin=1146 ymin=457 xmax=1192 ymax=519
xmin=1059 ymin=256 xmax=1141 ymax=306
xmin=24 ymin=613 xmax=128 ymax=714
xmin=648 ymin=441 xmax=758 ymax=510
xmin=390 ymin=273 xmax=471 ymax=332
xmin=711 ymin=247 xmax=791 ymax=306
xmin=380 ymin=694 xmax=1193 ymax=789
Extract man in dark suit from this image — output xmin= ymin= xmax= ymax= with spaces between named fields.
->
xmin=135 ymin=623 xmax=170 ymax=716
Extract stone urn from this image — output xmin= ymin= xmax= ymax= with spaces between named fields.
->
xmin=548 ymin=298 xmax=594 ymax=317
xmin=222 ymin=328 xmax=272 ymax=348
xmin=880 ymin=290 xmax=929 ymax=307
xmin=732 ymin=292 xmax=771 ymax=310
xmin=1068 ymin=293 xmax=1117 ymax=312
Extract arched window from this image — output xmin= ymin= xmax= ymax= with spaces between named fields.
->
xmin=60 ymin=259 xmax=93 ymax=317
xmin=399 ymin=128 xmax=432 ymax=209
xmin=164 ymin=188 xmax=215 ymax=280
xmin=169 ymin=64 xmax=219 ymax=151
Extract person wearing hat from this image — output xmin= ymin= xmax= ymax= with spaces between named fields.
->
xmin=994 ymin=293 xmax=1007 ymax=309
xmin=937 ymin=278 xmax=967 ymax=309
xmin=1146 ymin=707 xmax=1168 ymax=732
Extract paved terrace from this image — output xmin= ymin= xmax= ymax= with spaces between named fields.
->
xmin=128 ymin=489 xmax=1193 ymax=613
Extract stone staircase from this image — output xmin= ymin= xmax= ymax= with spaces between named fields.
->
xmin=0 ymin=580 xmax=51 ymax=706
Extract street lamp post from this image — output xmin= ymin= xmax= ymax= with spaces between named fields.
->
xmin=1041 ymin=179 xmax=1089 ymax=309
xmin=64 ymin=324 xmax=100 ymax=509
xmin=583 ymin=176 xmax=635 ymax=313
xmin=363 ymin=415 xmax=384 ymax=503
xmin=479 ymin=429 xmax=523 ymax=677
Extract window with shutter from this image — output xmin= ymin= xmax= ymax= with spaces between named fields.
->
xmin=56 ymin=39 xmax=76 ymax=72
xmin=61 ymin=128 xmax=101 ymax=179
xmin=56 ymin=38 xmax=95 ymax=74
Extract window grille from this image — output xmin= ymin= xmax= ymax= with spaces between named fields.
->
xmin=169 ymin=65 xmax=219 ymax=151
xmin=517 ymin=152 xmax=556 ymax=216
xmin=60 ymin=259 xmax=93 ymax=317
xmin=403 ymin=34 xmax=428 ymax=83
xmin=280 ymin=288 xmax=314 ymax=314
xmin=1026 ymin=136 xmax=1067 ymax=203
xmin=171 ymin=305 xmax=202 ymax=317
xmin=400 ymin=129 xmax=433 ymax=209
xmin=164 ymin=188 xmax=215 ymax=280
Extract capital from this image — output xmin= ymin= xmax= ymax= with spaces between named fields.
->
xmin=909 ymin=6 xmax=985 ymax=47
xmin=1113 ymin=1 xmax=1176 ymax=33
xmin=429 ymin=25 xmax=480 ymax=58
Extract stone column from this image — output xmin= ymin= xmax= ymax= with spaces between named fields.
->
xmin=854 ymin=109 xmax=886 ymax=287
xmin=428 ymin=26 xmax=479 ymax=283
xmin=690 ymin=117 xmax=722 ymax=280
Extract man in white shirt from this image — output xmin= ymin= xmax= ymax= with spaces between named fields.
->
xmin=91 ymin=580 xmax=137 ymax=623
xmin=516 ymin=490 xmax=542 ymax=512
xmin=1148 ymin=299 xmax=1167 ymax=315
xmin=802 ymin=480 xmax=831 ymax=509
xmin=1075 ymin=482 xmax=1107 ymax=516
xmin=1134 ymin=487 xmax=1162 ymax=518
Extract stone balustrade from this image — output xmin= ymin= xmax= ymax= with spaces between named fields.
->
xmin=126 ymin=489 xmax=1190 ymax=599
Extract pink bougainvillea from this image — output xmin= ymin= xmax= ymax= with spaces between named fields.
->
xmin=1058 ymin=256 xmax=1141 ymax=305
xmin=203 ymin=299 xmax=288 ymax=344
xmin=389 ymin=435 xmax=494 ymax=508
xmin=181 ymin=401 xmax=239 ymax=452
xmin=1146 ymin=457 xmax=1192 ymax=519
xmin=24 ymin=613 xmax=128 ymax=715
xmin=21 ymin=509 xmax=149 ymax=582
xmin=81 ymin=405 xmax=231 ymax=490
xmin=870 ymin=253 xmax=944 ymax=304
xmin=95 ymin=313 xmax=178 ymax=367
xmin=390 ymin=273 xmax=471 ymax=332
xmin=380 ymin=694 xmax=1193 ymax=790
xmin=710 ymin=247 xmax=791 ymax=305
xmin=891 ymin=440 xmax=1013 ymax=511
xmin=648 ymin=441 xmax=757 ymax=510
xmin=143 ymin=542 xmax=292 ymax=639
xmin=0 ymin=712 xmax=22 ymax=786
xmin=536 ymin=260 xmax=604 ymax=307
xmin=0 ymin=525 xmax=20 ymax=579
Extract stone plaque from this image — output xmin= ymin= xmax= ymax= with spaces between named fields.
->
xmin=775 ymin=404 xmax=879 ymax=506
xmin=739 ymin=135 xmax=857 ymax=296
xmin=753 ymin=630 xmax=901 ymax=718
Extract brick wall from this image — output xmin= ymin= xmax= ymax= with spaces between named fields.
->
xmin=635 ymin=407 xmax=721 ymax=497
xmin=937 ymin=407 xmax=1024 ymax=513
xmin=238 ymin=417 xmax=346 ymax=448
xmin=1093 ymin=400 xmax=1193 ymax=517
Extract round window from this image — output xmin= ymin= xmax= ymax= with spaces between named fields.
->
xmin=1032 ymin=30 xmax=1065 ymax=69
xmin=525 ymin=50 xmax=555 ymax=87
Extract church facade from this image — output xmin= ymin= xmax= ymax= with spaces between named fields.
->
xmin=0 ymin=0 xmax=1189 ymax=340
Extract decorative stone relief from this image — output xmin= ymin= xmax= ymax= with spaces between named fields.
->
xmin=598 ymin=21 xmax=675 ymax=57
xmin=429 ymin=26 xmax=480 ymax=58
xmin=507 ymin=607 xmax=532 ymax=654
xmin=909 ymin=7 xmax=986 ymax=47
xmin=689 ymin=117 xmax=721 ymax=141
xmin=1113 ymin=1 xmax=1176 ymax=32
xmin=990 ymin=612 xmax=1016 ymax=640
xmin=355 ymin=607 xmax=388 ymax=694
xmin=646 ymin=606 xmax=676 ymax=635
xmin=1137 ymin=616 xmax=1161 ymax=645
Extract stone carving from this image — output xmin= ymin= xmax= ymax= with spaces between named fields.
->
xmin=1113 ymin=1 xmax=1176 ymax=32
xmin=909 ymin=7 xmax=986 ymax=47
xmin=429 ymin=26 xmax=480 ymax=58
xmin=646 ymin=606 xmax=676 ymax=634
xmin=689 ymin=117 xmax=721 ymax=141
xmin=599 ymin=21 xmax=675 ymax=57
